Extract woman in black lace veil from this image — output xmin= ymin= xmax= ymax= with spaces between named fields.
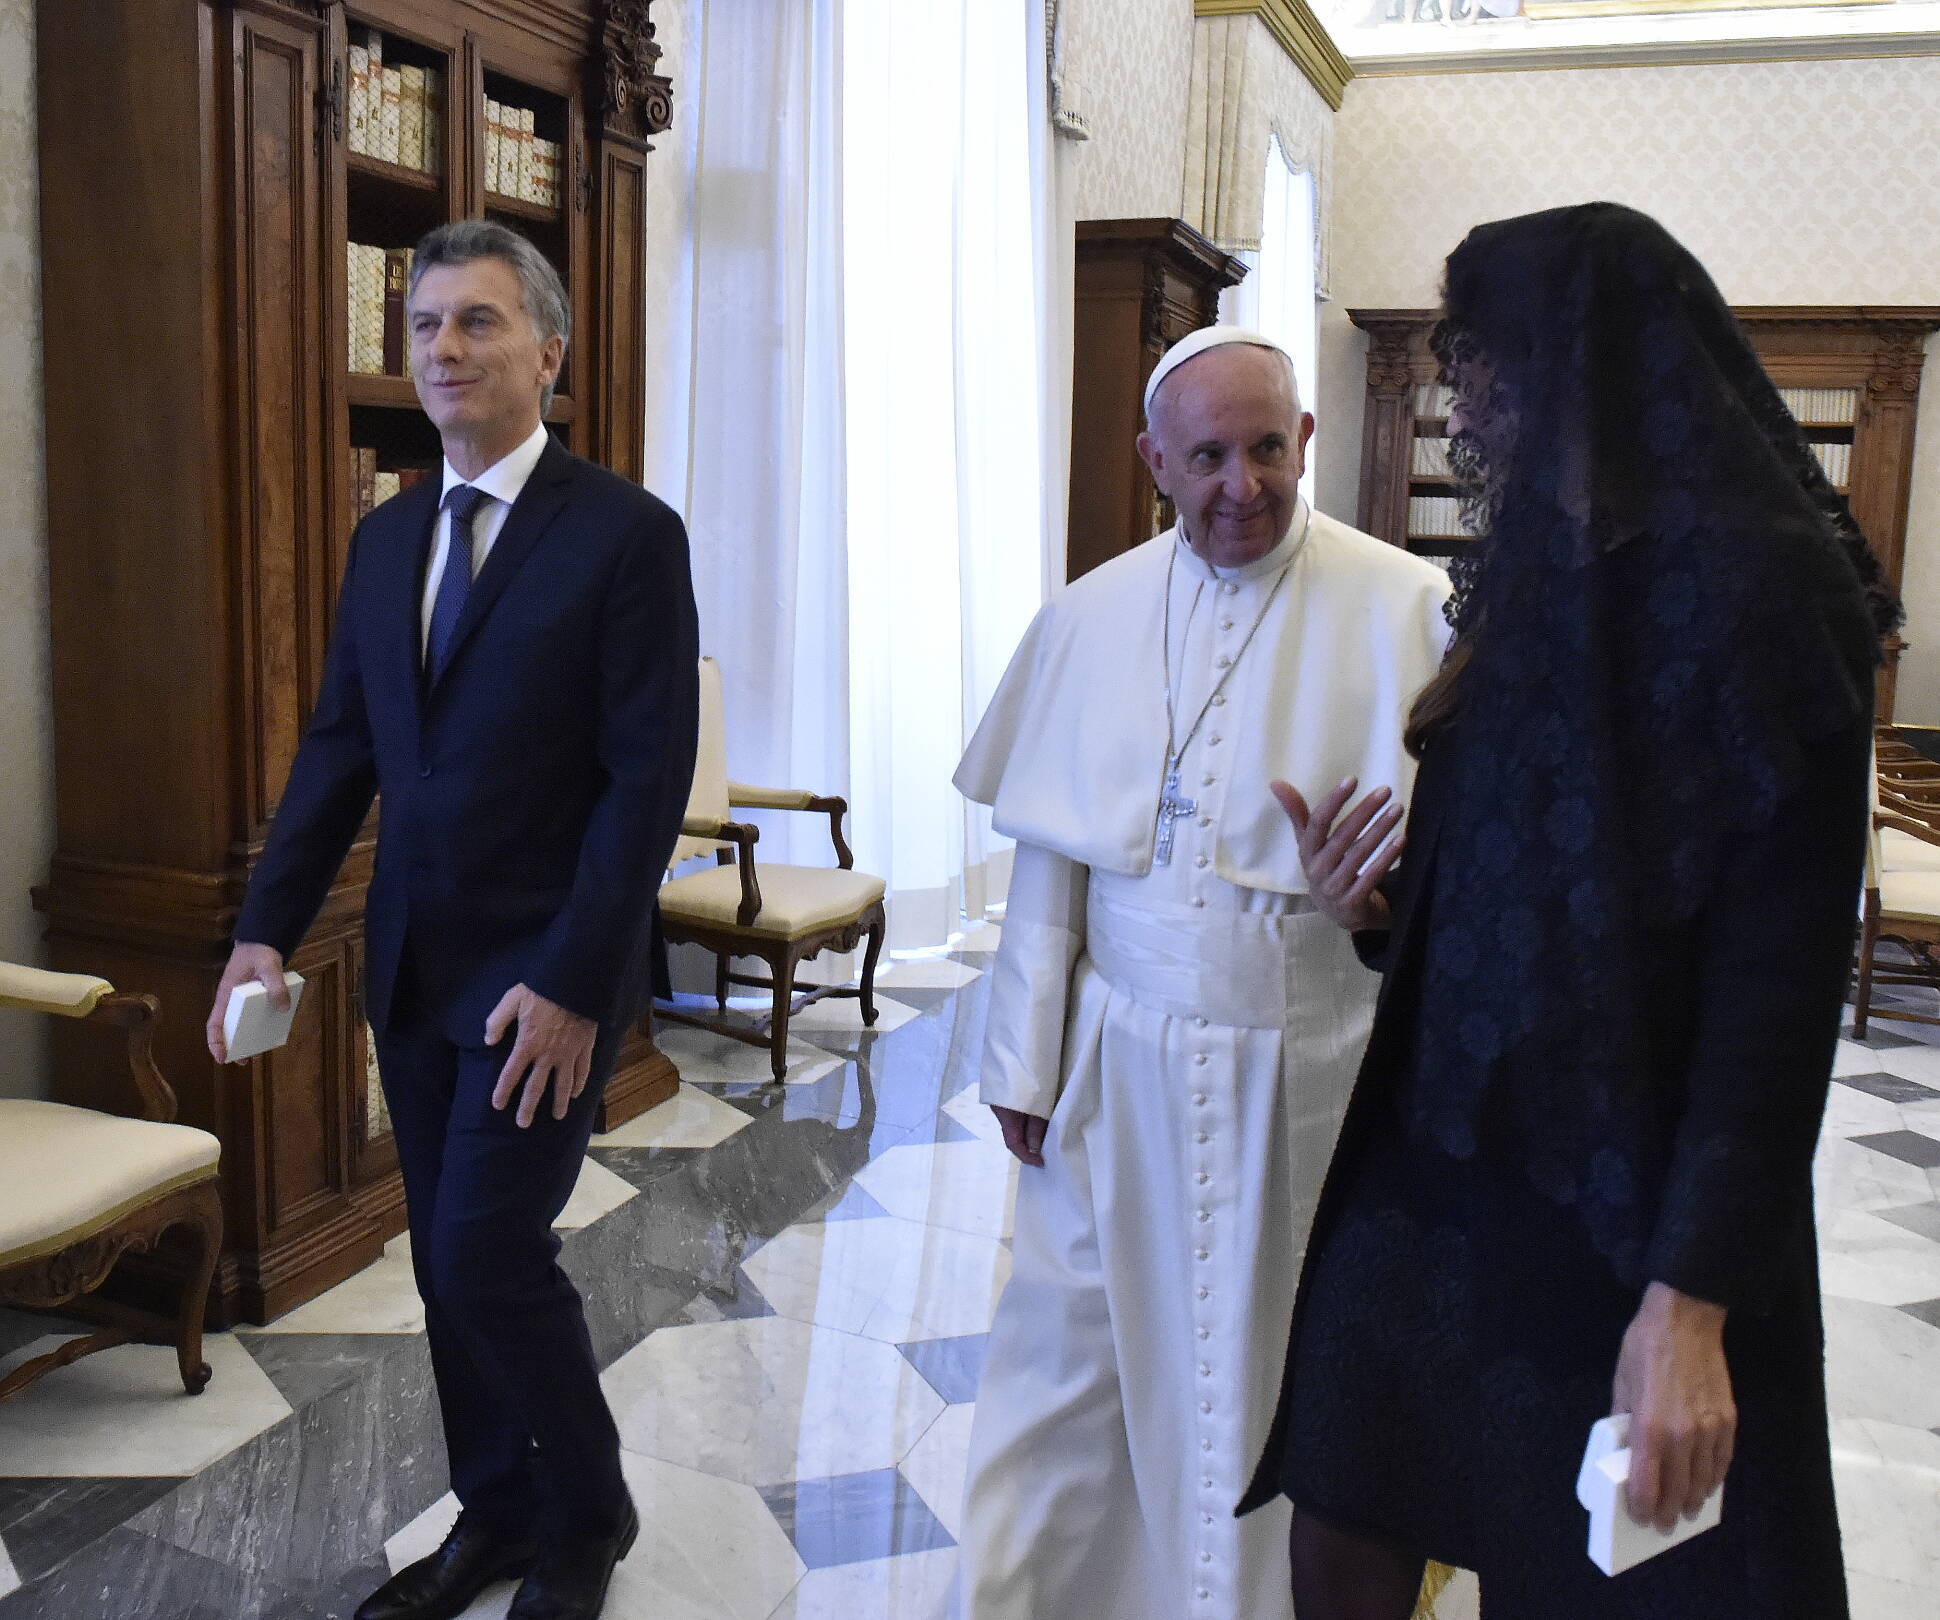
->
xmin=1237 ymin=202 xmax=1891 ymax=1617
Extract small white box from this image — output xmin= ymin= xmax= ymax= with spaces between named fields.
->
xmin=1578 ymin=1414 xmax=1723 ymax=1576
xmin=223 ymin=972 xmax=307 ymax=1064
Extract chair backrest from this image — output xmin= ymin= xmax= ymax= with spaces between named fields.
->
xmin=671 ymin=656 xmax=733 ymax=869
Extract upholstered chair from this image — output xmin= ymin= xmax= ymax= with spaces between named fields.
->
xmin=1853 ymin=772 xmax=1940 ymax=1037
xmin=0 ymin=964 xmax=222 ymax=1403
xmin=656 ymin=657 xmax=887 ymax=1082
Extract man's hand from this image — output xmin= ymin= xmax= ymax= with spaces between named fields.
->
xmin=486 ymin=984 xmax=598 ymax=1128
xmin=991 ymin=1105 xmax=1048 ymax=1168
xmin=1270 ymin=777 xmax=1404 ymax=934
xmin=1611 ymin=1281 xmax=1736 ymax=1531
xmin=207 ymin=942 xmax=290 ymax=1064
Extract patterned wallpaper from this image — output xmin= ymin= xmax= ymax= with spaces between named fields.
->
xmin=1067 ymin=0 xmax=1198 ymax=219
xmin=1318 ymin=56 xmax=1940 ymax=718
xmin=0 ymin=0 xmax=50 ymax=1100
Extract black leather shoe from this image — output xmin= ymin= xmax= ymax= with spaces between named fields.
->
xmin=507 ymin=1500 xmax=640 ymax=1620
xmin=354 ymin=1512 xmax=539 ymax=1620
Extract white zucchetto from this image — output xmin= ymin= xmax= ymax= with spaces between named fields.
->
xmin=1142 ymin=325 xmax=1293 ymax=418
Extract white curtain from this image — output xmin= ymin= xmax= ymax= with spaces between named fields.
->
xmin=661 ymin=0 xmax=1068 ymax=955
xmin=1224 ymin=135 xmax=1320 ymax=502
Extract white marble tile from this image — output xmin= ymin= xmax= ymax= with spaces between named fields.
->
xmin=1831 ymin=1418 xmax=1940 ymax=1597
xmin=1817 ymin=1209 xmax=1940 ymax=1307
xmin=956 ymin=922 xmax=1003 ymax=954
xmin=767 ymin=1547 xmax=958 ymax=1620
xmin=1835 ymin=1040 xmax=1901 ymax=1079
xmin=854 ymin=1142 xmax=1018 ymax=1242
xmin=0 ymin=1334 xmax=291 ymax=1477
xmin=1845 ymin=1569 xmax=1940 ymax=1620
xmin=1822 ymin=1083 xmax=1914 ymax=1139
xmin=1426 ymin=1570 xmax=1480 ymax=1620
xmin=1875 ymin=1043 xmax=1940 ymax=1088
xmin=387 ymin=1449 xmax=804 ymax=1620
xmin=605 ymin=1317 xmax=945 ymax=1488
xmin=878 ymin=958 xmax=985 ymax=990
xmin=940 ymin=1088 xmax=1006 ymax=1147
xmin=595 ymin=1083 xmax=754 ymax=1149
xmin=257 ymin=1232 xmax=424 ymax=1335
xmin=899 ymin=1402 xmax=976 ymax=1542
xmin=1823 ymin=1296 xmax=1940 ymax=1430
xmin=785 ymin=995 xmax=920 ymax=1037
xmin=0 ymin=1532 xmax=19 ymax=1601
xmin=655 ymin=1025 xmax=844 ymax=1088
xmin=1815 ymin=1135 xmax=1936 ymax=1216
xmin=743 ymin=1217 xmax=1011 ymax=1345
xmin=554 ymin=1155 xmax=641 ymax=1228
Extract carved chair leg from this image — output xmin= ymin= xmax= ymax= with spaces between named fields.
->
xmin=1854 ymin=913 xmax=1881 ymax=1038
xmin=715 ymin=950 xmax=731 ymax=1012
xmin=859 ymin=913 xmax=885 ymax=1028
xmin=175 ymin=1181 xmax=222 ymax=1395
xmin=768 ymin=945 xmax=800 ymax=1084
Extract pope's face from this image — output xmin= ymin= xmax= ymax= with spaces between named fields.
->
xmin=1137 ymin=346 xmax=1314 ymax=569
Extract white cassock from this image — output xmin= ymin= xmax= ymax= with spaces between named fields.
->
xmin=951 ymin=503 xmax=1450 ymax=1620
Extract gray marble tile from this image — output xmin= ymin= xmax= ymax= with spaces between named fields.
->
xmin=1900 ymin=1298 xmax=1940 ymax=1330
xmin=677 ymin=1272 xmax=777 ymax=1326
xmin=1839 ymin=1072 xmax=1940 ymax=1106
xmin=0 ymin=1526 xmax=301 ymax=1620
xmin=1878 ymin=1202 xmax=1940 ymax=1244
xmin=758 ymin=1468 xmax=955 ymax=1570
xmin=809 ymin=1181 xmax=893 ymax=1223
xmin=897 ymin=1335 xmax=988 ymax=1406
xmin=0 ymin=1479 xmax=181 ymax=1587
xmin=129 ymin=1333 xmax=448 ymax=1596
xmin=237 ymin=1331 xmax=416 ymax=1413
xmin=0 ymin=1312 xmax=88 ymax=1366
xmin=1854 ymin=1130 xmax=1940 ymax=1171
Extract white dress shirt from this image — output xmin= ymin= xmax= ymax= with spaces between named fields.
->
xmin=418 ymin=420 xmax=553 ymax=655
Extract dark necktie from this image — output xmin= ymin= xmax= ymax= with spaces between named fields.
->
xmin=426 ymin=484 xmax=491 ymax=682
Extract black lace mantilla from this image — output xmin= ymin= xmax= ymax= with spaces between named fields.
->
xmin=1409 ymin=202 xmax=1892 ymax=1281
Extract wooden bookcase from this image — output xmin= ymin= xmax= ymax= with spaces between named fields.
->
xmin=1350 ymin=307 xmax=1940 ymax=717
xmin=33 ymin=0 xmax=680 ymax=1325
xmin=1067 ymin=219 xmax=1248 ymax=581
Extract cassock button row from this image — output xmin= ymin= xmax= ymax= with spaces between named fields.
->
xmin=1200 ymin=1364 xmax=1213 ymax=1378
xmin=1197 ymin=1287 xmax=1210 ymax=1298
xmin=1196 ymin=1209 xmax=1211 ymax=1222
xmin=1200 ymin=1552 xmax=1213 ymax=1564
xmin=1196 ymin=1247 xmax=1210 ymax=1261
xmin=1215 ymin=655 xmax=1232 ymax=669
xmin=1199 ymin=814 xmax=1213 ymax=827
xmin=1202 ymin=1512 xmax=1215 ymax=1526
xmin=1207 ymin=734 xmax=1222 ymax=746
xmin=1196 ymin=1172 xmax=1210 ymax=1185
xmin=1195 ymin=855 xmax=1210 ymax=868
xmin=1193 ymin=1092 xmax=1207 ymax=1105
xmin=1202 ymin=1477 xmax=1214 ymax=1491
xmin=1219 ymin=618 xmax=1235 ymax=630
xmin=1196 ymin=1132 xmax=1209 ymax=1144
xmin=1198 ymin=1589 xmax=1211 ymax=1602
xmin=1201 ymin=1438 xmax=1214 ymax=1452
xmin=1195 ymin=1016 xmax=1209 ymax=1028
xmin=1202 ymin=773 xmax=1216 ymax=786
xmin=1198 ymin=1327 xmax=1211 ymax=1338
xmin=1200 ymin=1401 xmax=1212 ymax=1414
xmin=1221 ymin=582 xmax=1239 ymax=595
xmin=1212 ymin=694 xmax=1227 ymax=707
xmin=1194 ymin=1052 xmax=1209 ymax=1065
xmin=1192 ymin=897 xmax=1207 ymax=908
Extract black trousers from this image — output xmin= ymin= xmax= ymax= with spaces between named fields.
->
xmin=374 ymin=964 xmax=628 ymax=1540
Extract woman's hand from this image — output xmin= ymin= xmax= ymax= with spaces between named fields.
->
xmin=1611 ymin=1282 xmax=1736 ymax=1531
xmin=1270 ymin=777 xmax=1404 ymax=934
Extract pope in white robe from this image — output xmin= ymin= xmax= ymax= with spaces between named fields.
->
xmin=951 ymin=328 xmax=1451 ymax=1620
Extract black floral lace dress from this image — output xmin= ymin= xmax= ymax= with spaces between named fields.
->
xmin=1240 ymin=715 xmax=1866 ymax=1618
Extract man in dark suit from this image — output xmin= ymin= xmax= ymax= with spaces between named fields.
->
xmin=206 ymin=219 xmax=698 ymax=1620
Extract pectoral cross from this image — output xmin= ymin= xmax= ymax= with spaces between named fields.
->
xmin=1154 ymin=757 xmax=1198 ymax=867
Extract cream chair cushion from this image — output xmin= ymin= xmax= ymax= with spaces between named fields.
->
xmin=1880 ymin=866 xmax=1940 ymax=924
xmin=672 ymin=656 xmax=734 ymax=868
xmin=1881 ymin=827 xmax=1940 ymax=876
xmin=658 ymin=864 xmax=886 ymax=941
xmin=0 ymin=1100 xmax=220 ymax=1269
xmin=0 ymin=964 xmax=114 ymax=1018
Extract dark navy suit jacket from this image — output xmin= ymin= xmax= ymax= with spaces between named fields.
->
xmin=236 ymin=437 xmax=700 ymax=1046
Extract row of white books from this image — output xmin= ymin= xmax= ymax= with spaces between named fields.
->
xmin=1779 ymin=387 xmax=1858 ymax=427
xmin=1412 ymin=383 xmax=1456 ymax=419
xmin=1408 ymin=496 xmax=1467 ymax=537
xmin=1411 ymin=436 xmax=1452 ymax=478
xmin=349 ymin=32 xmax=443 ymax=174
xmin=347 ymin=244 xmax=414 ymax=377
xmin=1813 ymin=439 xmax=1853 ymax=487
xmin=485 ymin=101 xmax=563 ymax=209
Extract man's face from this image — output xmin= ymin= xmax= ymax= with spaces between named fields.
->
xmin=1137 ymin=346 xmax=1313 ymax=570
xmin=409 ymin=257 xmax=563 ymax=443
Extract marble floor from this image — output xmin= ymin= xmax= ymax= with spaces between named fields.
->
xmin=0 ymin=927 xmax=1937 ymax=1618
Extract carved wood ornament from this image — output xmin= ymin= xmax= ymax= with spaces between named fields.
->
xmin=598 ymin=0 xmax=674 ymax=145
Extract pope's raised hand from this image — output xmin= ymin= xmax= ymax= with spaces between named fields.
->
xmin=1270 ymin=776 xmax=1404 ymax=934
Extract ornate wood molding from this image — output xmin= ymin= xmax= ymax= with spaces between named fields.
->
xmin=595 ymin=0 xmax=674 ymax=146
xmin=1194 ymin=0 xmax=1353 ymax=111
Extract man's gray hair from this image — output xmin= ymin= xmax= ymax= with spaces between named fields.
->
xmin=411 ymin=220 xmax=571 ymax=410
